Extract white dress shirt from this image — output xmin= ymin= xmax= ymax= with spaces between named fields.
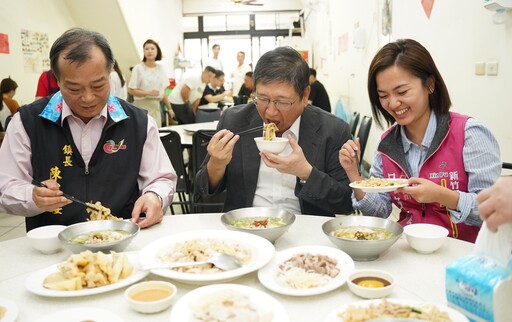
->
xmin=252 ymin=116 xmax=302 ymax=214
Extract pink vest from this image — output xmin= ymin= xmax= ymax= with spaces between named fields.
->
xmin=379 ymin=112 xmax=479 ymax=242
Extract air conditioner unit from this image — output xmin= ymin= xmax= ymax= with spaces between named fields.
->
xmin=484 ymin=0 xmax=512 ymax=11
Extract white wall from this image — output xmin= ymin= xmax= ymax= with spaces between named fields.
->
xmin=0 ymin=0 xmax=75 ymax=104
xmin=119 ymin=0 xmax=183 ymax=79
xmin=305 ymin=0 xmax=512 ymax=164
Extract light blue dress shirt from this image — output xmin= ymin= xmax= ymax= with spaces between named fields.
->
xmin=353 ymin=112 xmax=501 ymax=226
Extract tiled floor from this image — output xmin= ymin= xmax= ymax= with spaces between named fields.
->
xmin=0 ymin=212 xmax=26 ymax=241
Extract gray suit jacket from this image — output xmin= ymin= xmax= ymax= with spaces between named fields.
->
xmin=195 ymin=103 xmax=353 ymax=216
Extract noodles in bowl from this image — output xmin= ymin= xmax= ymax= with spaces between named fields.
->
xmin=322 ymin=217 xmax=403 ymax=261
xmin=331 ymin=226 xmax=395 ymax=241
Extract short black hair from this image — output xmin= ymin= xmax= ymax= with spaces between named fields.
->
xmin=0 ymin=77 xmax=17 ymax=94
xmin=204 ymin=66 xmax=217 ymax=74
xmin=253 ymin=46 xmax=309 ymax=99
xmin=309 ymin=68 xmax=317 ymax=77
xmin=50 ymin=28 xmax=114 ymax=81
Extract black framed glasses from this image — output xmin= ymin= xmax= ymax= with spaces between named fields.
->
xmin=254 ymin=96 xmax=299 ymax=112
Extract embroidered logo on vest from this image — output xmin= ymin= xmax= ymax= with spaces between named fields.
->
xmin=103 ymin=139 xmax=127 ymax=154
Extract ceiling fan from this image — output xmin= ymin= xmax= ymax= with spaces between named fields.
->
xmin=232 ymin=0 xmax=264 ymax=6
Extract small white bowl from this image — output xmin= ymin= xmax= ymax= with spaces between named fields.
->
xmin=124 ymin=281 xmax=177 ymax=314
xmin=26 ymin=225 xmax=67 ymax=254
xmin=254 ymin=137 xmax=289 ymax=154
xmin=347 ymin=269 xmax=395 ymax=299
xmin=403 ymin=223 xmax=449 ymax=254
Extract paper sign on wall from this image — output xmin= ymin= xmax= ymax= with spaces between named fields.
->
xmin=0 ymin=33 xmax=9 ymax=54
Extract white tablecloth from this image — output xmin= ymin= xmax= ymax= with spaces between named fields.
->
xmin=0 ymin=213 xmax=474 ymax=321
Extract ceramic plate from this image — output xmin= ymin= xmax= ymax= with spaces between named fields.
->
xmin=35 ymin=307 xmax=123 ymax=322
xmin=25 ymin=251 xmax=148 ymax=297
xmin=138 ymin=230 xmax=274 ymax=285
xmin=0 ymin=298 xmax=19 ymax=322
xmin=169 ymin=283 xmax=288 ymax=322
xmin=258 ymin=245 xmax=354 ymax=296
xmin=349 ymin=178 xmax=409 ymax=193
xmin=323 ymin=298 xmax=469 ymax=322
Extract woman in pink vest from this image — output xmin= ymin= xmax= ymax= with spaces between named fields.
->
xmin=339 ymin=39 xmax=501 ymax=243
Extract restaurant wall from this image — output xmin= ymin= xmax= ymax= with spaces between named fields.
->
xmin=118 ymin=0 xmax=183 ymax=80
xmin=306 ymin=0 xmax=512 ymax=165
xmin=0 ymin=0 xmax=75 ymax=105
xmin=0 ymin=0 xmax=183 ymax=107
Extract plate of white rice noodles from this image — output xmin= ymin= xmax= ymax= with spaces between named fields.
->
xmin=169 ymin=283 xmax=289 ymax=322
xmin=138 ymin=230 xmax=275 ymax=284
xmin=323 ymin=298 xmax=469 ymax=322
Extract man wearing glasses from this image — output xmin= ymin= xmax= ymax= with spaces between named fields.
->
xmin=195 ymin=46 xmax=353 ymax=216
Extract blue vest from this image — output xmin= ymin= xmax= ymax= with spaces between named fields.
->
xmin=19 ymin=93 xmax=147 ymax=231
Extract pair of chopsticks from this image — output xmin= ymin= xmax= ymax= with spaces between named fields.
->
xmin=201 ymin=125 xmax=264 ymax=146
xmin=31 ymin=180 xmax=100 ymax=211
xmin=354 ymin=150 xmax=361 ymax=176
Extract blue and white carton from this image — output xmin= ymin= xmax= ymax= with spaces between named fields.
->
xmin=445 ymin=223 xmax=512 ymax=322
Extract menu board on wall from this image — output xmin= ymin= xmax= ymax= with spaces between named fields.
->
xmin=21 ymin=29 xmax=50 ymax=73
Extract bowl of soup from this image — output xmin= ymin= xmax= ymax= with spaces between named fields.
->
xmin=322 ymin=216 xmax=403 ymax=261
xmin=221 ymin=207 xmax=295 ymax=243
xmin=58 ymin=220 xmax=139 ymax=253
xmin=348 ymin=269 xmax=395 ymax=299
xmin=124 ymin=280 xmax=177 ymax=314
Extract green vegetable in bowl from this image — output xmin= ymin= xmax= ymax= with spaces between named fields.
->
xmin=69 ymin=229 xmax=130 ymax=244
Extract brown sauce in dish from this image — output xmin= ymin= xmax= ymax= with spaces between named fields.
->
xmin=352 ymin=276 xmax=390 ymax=288
xmin=131 ymin=287 xmax=173 ymax=302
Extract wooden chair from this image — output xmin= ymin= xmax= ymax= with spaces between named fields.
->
xmin=159 ymin=130 xmax=191 ymax=214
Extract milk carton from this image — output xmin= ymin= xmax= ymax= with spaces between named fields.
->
xmin=445 ymin=223 xmax=512 ymax=322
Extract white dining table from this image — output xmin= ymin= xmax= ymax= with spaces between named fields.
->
xmin=0 ymin=213 xmax=474 ymax=322
xmin=160 ymin=122 xmax=218 ymax=146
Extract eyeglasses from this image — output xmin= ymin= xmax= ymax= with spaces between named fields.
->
xmin=254 ymin=96 xmax=299 ymax=112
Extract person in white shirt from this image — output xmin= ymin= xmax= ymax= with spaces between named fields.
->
xmin=109 ymin=59 xmax=127 ymax=100
xmin=168 ymin=66 xmax=216 ymax=124
xmin=128 ymin=39 xmax=174 ymax=127
xmin=231 ymin=51 xmax=252 ymax=96
xmin=203 ymin=44 xmax=223 ymax=71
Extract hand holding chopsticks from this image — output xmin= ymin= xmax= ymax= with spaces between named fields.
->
xmin=201 ymin=125 xmax=264 ymax=146
xmin=31 ymin=180 xmax=100 ymax=211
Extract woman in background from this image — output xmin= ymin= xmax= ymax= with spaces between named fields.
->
xmin=1 ymin=77 xmax=19 ymax=129
xmin=128 ymin=39 xmax=174 ymax=127
xmin=339 ymin=39 xmax=501 ymax=243
xmin=110 ymin=59 xmax=127 ymax=100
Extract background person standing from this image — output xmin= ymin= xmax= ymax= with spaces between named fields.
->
xmin=308 ymin=68 xmax=331 ymax=113
xmin=231 ymin=51 xmax=252 ymax=96
xmin=203 ymin=44 xmax=223 ymax=71
xmin=128 ymin=39 xmax=174 ymax=127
